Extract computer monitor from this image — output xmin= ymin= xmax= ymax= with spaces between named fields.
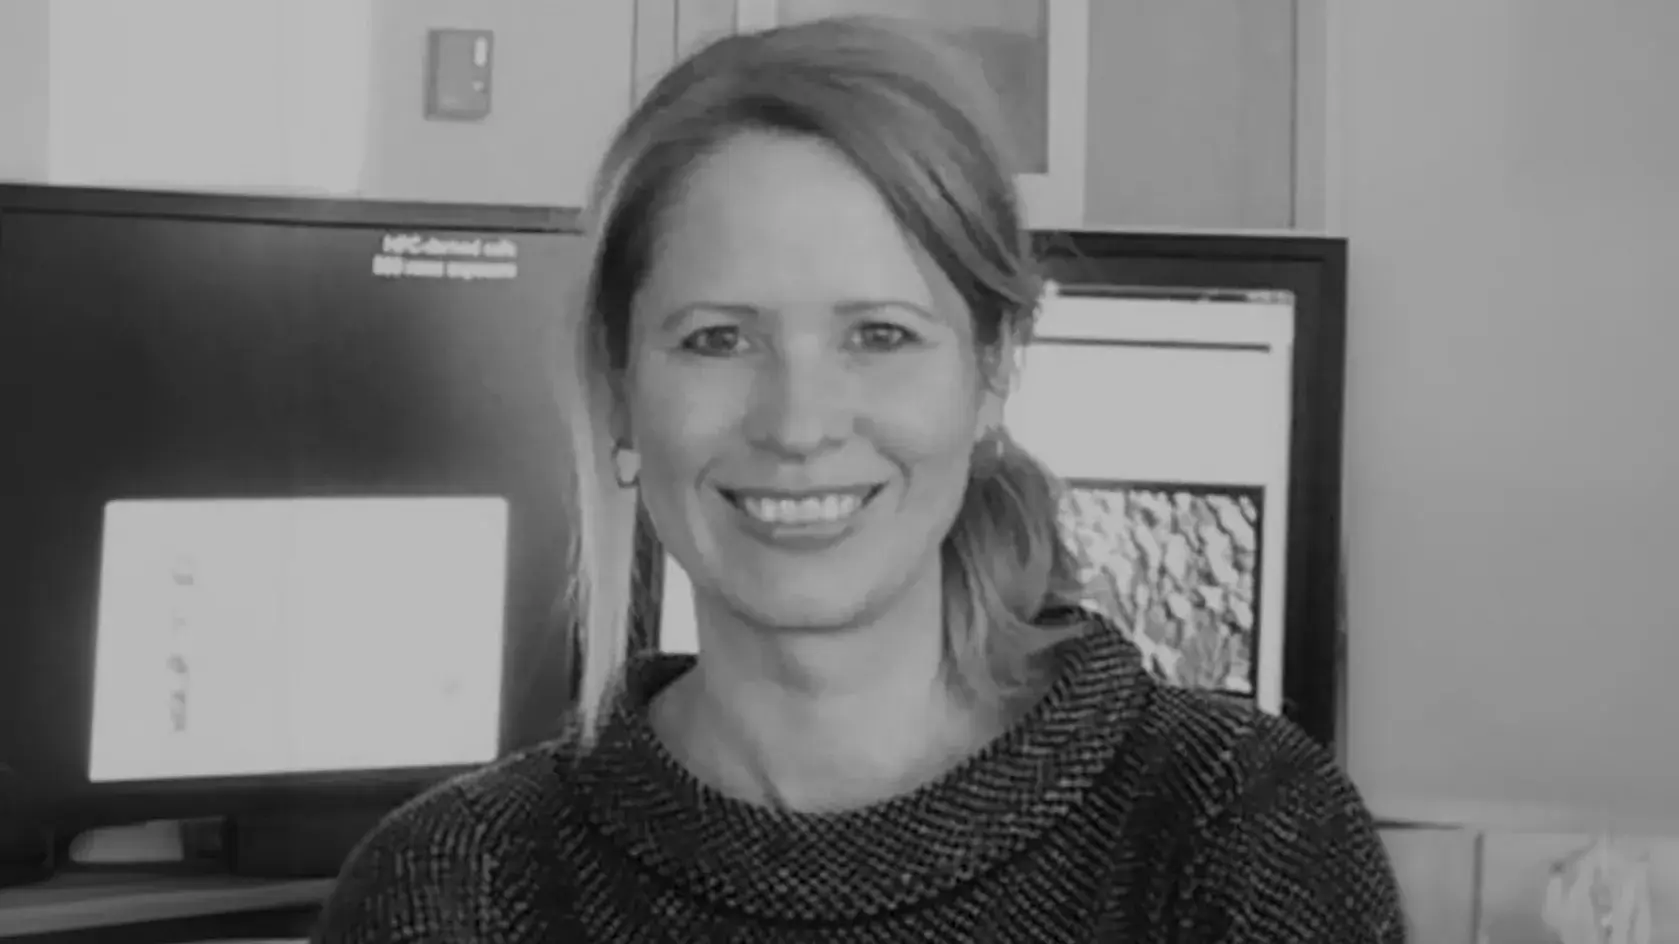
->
xmin=0 ymin=185 xmax=584 ymax=842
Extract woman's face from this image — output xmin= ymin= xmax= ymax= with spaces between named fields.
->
xmin=622 ymin=131 xmax=1000 ymax=633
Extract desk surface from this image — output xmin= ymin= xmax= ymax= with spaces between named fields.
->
xmin=0 ymin=870 xmax=331 ymax=938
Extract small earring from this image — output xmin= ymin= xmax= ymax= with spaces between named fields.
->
xmin=611 ymin=443 xmax=640 ymax=489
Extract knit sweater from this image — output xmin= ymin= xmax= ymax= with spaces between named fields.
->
xmin=313 ymin=622 xmax=1406 ymax=943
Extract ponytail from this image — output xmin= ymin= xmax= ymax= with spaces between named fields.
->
xmin=940 ymin=430 xmax=1089 ymax=707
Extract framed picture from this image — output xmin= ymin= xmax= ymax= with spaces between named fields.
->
xmin=1009 ymin=282 xmax=1295 ymax=715
xmin=1029 ymin=231 xmax=1348 ymax=748
xmin=725 ymin=0 xmax=1088 ymax=229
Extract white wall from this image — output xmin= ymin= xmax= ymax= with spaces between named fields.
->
xmin=45 ymin=0 xmax=373 ymax=196
xmin=0 ymin=1 xmax=49 ymax=181
xmin=1332 ymin=1 xmax=1679 ymax=829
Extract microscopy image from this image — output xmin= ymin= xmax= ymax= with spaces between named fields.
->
xmin=1058 ymin=480 xmax=1265 ymax=695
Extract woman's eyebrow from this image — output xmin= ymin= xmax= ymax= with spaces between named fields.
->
xmin=657 ymin=302 xmax=764 ymax=332
xmin=658 ymin=299 xmax=937 ymax=330
xmin=832 ymin=299 xmax=939 ymax=321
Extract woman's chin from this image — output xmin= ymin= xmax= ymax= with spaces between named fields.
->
xmin=728 ymin=590 xmax=877 ymax=635
xmin=685 ymin=538 xmax=941 ymax=637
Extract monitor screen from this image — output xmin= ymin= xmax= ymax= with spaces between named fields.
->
xmin=0 ymin=187 xmax=582 ymax=823
xmin=88 ymin=496 xmax=508 ymax=783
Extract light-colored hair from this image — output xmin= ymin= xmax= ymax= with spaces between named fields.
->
xmin=560 ymin=15 xmax=1087 ymax=744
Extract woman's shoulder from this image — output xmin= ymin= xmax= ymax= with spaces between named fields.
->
xmin=311 ymin=737 xmax=584 ymax=942
xmin=1047 ymin=610 xmax=1341 ymax=813
xmin=1127 ymin=683 xmax=1338 ymax=806
xmin=1112 ymin=684 xmax=1404 ymax=941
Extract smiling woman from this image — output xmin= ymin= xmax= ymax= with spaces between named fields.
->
xmin=313 ymin=14 xmax=1404 ymax=943
xmin=623 ymin=128 xmax=1055 ymax=662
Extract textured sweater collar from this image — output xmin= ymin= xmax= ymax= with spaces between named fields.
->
xmin=569 ymin=616 xmax=1150 ymax=923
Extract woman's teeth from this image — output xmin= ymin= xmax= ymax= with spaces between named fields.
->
xmin=739 ymin=493 xmax=865 ymax=525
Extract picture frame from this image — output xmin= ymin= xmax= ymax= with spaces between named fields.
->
xmin=1009 ymin=277 xmax=1296 ymax=717
xmin=1030 ymin=231 xmax=1349 ymax=749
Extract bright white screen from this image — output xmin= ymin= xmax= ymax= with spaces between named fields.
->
xmin=88 ymin=496 xmax=509 ymax=783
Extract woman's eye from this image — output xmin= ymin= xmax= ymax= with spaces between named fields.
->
xmin=854 ymin=323 xmax=916 ymax=351
xmin=680 ymin=325 xmax=745 ymax=356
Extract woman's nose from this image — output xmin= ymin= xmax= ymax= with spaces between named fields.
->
xmin=744 ymin=342 xmax=853 ymax=459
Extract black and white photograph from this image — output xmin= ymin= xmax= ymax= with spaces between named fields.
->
xmin=1007 ymin=288 xmax=1297 ymax=714
xmin=64 ymin=0 xmax=1679 ymax=940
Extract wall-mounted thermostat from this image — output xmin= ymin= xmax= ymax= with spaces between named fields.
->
xmin=425 ymin=29 xmax=494 ymax=122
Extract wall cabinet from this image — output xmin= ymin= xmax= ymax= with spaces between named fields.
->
xmin=637 ymin=0 xmax=1087 ymax=231
xmin=355 ymin=0 xmax=634 ymax=208
xmin=636 ymin=0 xmax=1305 ymax=232
xmin=1 ymin=0 xmax=636 ymax=209
xmin=1082 ymin=1 xmax=1300 ymax=232
xmin=3 ymin=0 xmax=1308 ymax=223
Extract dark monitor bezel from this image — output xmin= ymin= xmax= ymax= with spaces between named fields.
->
xmin=0 ymin=183 xmax=583 ymax=832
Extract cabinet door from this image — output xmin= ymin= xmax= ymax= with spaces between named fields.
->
xmin=30 ymin=0 xmax=635 ymax=208
xmin=655 ymin=0 xmax=1088 ymax=230
xmin=1083 ymin=1 xmax=1298 ymax=231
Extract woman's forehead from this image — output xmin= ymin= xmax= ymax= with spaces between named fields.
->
xmin=638 ymin=135 xmax=972 ymax=315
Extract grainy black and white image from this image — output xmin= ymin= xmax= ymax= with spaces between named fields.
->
xmin=0 ymin=5 xmax=1403 ymax=938
xmin=1058 ymin=480 xmax=1265 ymax=696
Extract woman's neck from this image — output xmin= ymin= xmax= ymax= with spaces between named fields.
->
xmin=653 ymin=584 xmax=1010 ymax=812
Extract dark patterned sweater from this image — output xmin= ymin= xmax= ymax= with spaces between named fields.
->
xmin=313 ymin=626 xmax=1405 ymax=943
